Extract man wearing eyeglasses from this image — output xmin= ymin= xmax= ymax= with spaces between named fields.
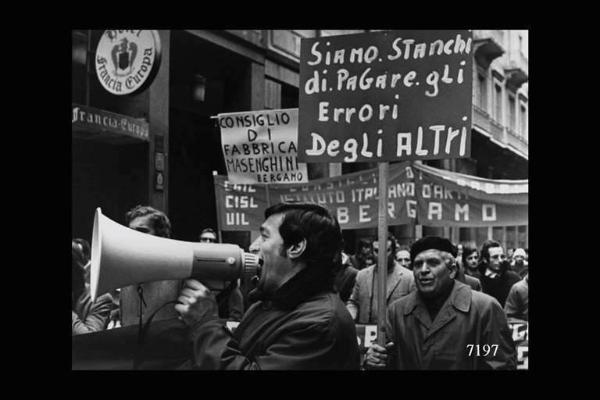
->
xmin=477 ymin=240 xmax=521 ymax=307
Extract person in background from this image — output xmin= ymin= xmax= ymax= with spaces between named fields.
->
xmin=364 ymin=236 xmax=516 ymax=370
xmin=199 ymin=228 xmax=218 ymax=243
xmin=454 ymin=258 xmax=482 ymax=291
xmin=462 ymin=246 xmax=481 ymax=281
xmin=510 ymin=248 xmax=529 ymax=278
xmin=349 ymin=238 xmax=374 ymax=271
xmin=119 ymin=205 xmax=180 ymax=326
xmin=72 ymin=240 xmax=114 ymax=335
xmin=395 ymin=246 xmax=412 ymax=270
xmin=176 ymin=202 xmax=360 ymax=370
xmin=72 ymin=238 xmax=91 ymax=289
xmin=199 ymin=227 xmax=244 ymax=322
xmin=334 ymin=252 xmax=359 ymax=303
xmin=506 ymin=248 xmax=516 ymax=265
xmin=477 ymin=240 xmax=521 ymax=307
xmin=346 ymin=233 xmax=415 ymax=324
xmin=455 ymin=243 xmax=464 ymax=271
xmin=504 ymin=273 xmax=528 ymax=321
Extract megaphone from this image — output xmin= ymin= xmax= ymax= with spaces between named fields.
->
xmin=90 ymin=208 xmax=261 ymax=301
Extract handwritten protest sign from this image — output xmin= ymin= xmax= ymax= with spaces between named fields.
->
xmin=218 ymin=108 xmax=308 ymax=184
xmin=508 ymin=319 xmax=529 ymax=370
xmin=213 ymin=162 xmax=528 ymax=231
xmin=298 ymin=30 xmax=473 ymax=163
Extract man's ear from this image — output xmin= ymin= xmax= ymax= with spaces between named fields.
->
xmin=286 ymin=238 xmax=307 ymax=260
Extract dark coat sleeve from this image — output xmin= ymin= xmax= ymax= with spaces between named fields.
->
xmin=480 ymin=299 xmax=517 ymax=370
xmin=72 ymin=294 xmax=113 ymax=335
xmin=227 ymin=287 xmax=245 ymax=322
xmin=189 ymin=318 xmax=346 ymax=370
xmin=504 ymin=284 xmax=522 ymax=319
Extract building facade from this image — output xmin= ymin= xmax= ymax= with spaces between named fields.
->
xmin=72 ymin=29 xmax=528 ymax=274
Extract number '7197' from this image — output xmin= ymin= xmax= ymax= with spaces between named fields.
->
xmin=466 ymin=344 xmax=499 ymax=357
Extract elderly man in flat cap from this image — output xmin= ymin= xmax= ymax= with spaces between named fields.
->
xmin=364 ymin=236 xmax=516 ymax=370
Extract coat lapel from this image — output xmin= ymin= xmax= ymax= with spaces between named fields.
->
xmin=424 ymin=305 xmax=457 ymax=341
xmin=424 ymin=283 xmax=471 ymax=341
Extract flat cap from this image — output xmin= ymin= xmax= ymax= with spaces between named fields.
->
xmin=410 ymin=236 xmax=457 ymax=262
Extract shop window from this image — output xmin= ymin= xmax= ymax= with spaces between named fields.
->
xmin=520 ymin=102 xmax=528 ymax=138
xmin=72 ymin=30 xmax=88 ymax=104
xmin=492 ymin=226 xmax=504 ymax=245
xmin=281 ymin=83 xmax=299 ymax=108
xmin=494 ymin=83 xmax=503 ymax=123
xmin=517 ymin=225 xmax=528 ymax=249
xmin=475 ymin=227 xmax=489 ymax=247
xmin=477 ymin=73 xmax=487 ymax=110
xmin=506 ymin=226 xmax=516 ymax=250
xmin=508 ymin=94 xmax=516 ymax=132
xmin=265 ymin=78 xmax=281 ymax=109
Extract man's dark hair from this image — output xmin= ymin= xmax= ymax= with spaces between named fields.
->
xmin=200 ymin=228 xmax=216 ymax=236
xmin=462 ymin=245 xmax=478 ymax=265
xmin=480 ymin=239 xmax=502 ymax=263
xmin=397 ymin=245 xmax=410 ymax=253
xmin=374 ymin=232 xmax=398 ymax=255
xmin=125 ymin=205 xmax=171 ymax=238
xmin=265 ymin=202 xmax=344 ymax=274
xmin=357 ymin=237 xmax=373 ymax=250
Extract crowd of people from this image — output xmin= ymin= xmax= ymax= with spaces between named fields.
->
xmin=72 ymin=201 xmax=529 ymax=370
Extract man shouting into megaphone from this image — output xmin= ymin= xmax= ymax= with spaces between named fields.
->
xmin=175 ymin=202 xmax=360 ymax=370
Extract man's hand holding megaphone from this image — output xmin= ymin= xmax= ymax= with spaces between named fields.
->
xmin=175 ymin=279 xmax=220 ymax=326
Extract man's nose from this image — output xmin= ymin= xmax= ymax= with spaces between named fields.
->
xmin=249 ymin=237 xmax=262 ymax=252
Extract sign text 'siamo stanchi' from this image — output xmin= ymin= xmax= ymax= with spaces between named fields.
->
xmin=95 ymin=30 xmax=162 ymax=95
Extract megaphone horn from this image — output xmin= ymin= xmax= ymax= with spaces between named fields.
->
xmin=90 ymin=208 xmax=260 ymax=301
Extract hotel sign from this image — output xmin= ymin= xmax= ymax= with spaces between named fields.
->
xmin=72 ymin=103 xmax=150 ymax=142
xmin=95 ymin=30 xmax=162 ymax=95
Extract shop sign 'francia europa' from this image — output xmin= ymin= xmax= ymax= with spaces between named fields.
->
xmin=95 ymin=30 xmax=162 ymax=95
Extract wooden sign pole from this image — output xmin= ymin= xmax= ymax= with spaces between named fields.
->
xmin=212 ymin=170 xmax=223 ymax=243
xmin=376 ymin=162 xmax=389 ymax=346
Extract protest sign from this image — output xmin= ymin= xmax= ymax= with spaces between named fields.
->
xmin=298 ymin=30 xmax=473 ymax=163
xmin=218 ymin=108 xmax=308 ymax=184
xmin=213 ymin=175 xmax=269 ymax=230
xmin=213 ymin=162 xmax=528 ymax=231
xmin=508 ymin=319 xmax=529 ymax=370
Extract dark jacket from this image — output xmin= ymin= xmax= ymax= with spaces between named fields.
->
xmin=480 ymin=270 xmax=521 ymax=307
xmin=72 ymin=291 xmax=114 ymax=335
xmin=455 ymin=265 xmax=482 ymax=291
xmin=504 ymin=275 xmax=528 ymax=321
xmin=383 ymin=281 xmax=516 ymax=370
xmin=187 ymin=266 xmax=361 ymax=370
xmin=334 ymin=263 xmax=359 ymax=303
xmin=216 ymin=280 xmax=244 ymax=321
